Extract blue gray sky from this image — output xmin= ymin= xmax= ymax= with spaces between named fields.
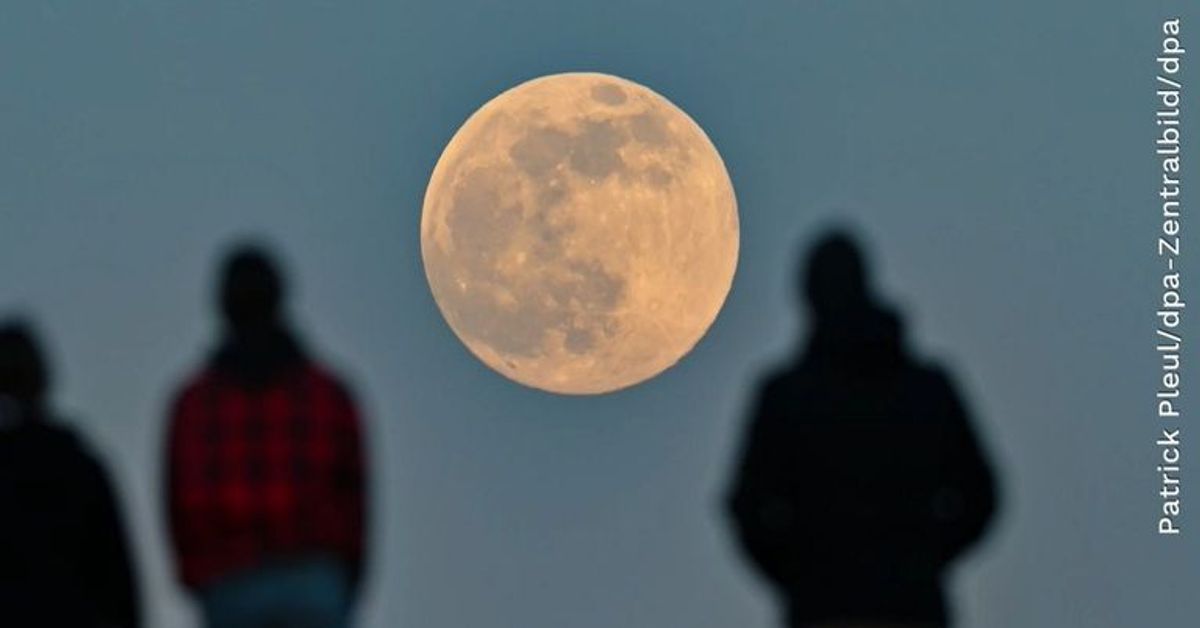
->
xmin=1 ymin=1 xmax=1197 ymax=626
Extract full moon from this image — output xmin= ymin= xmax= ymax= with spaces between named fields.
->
xmin=421 ymin=73 xmax=738 ymax=394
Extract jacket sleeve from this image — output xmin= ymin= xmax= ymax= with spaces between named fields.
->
xmin=163 ymin=392 xmax=191 ymax=588
xmin=333 ymin=382 xmax=369 ymax=598
xmin=726 ymin=380 xmax=800 ymax=589
xmin=926 ymin=370 xmax=999 ymax=565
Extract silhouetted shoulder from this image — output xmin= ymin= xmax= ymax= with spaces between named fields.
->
xmin=172 ymin=369 xmax=216 ymax=406
xmin=1 ymin=418 xmax=115 ymax=502
xmin=167 ymin=369 xmax=218 ymax=427
xmin=54 ymin=420 xmax=106 ymax=467
xmin=301 ymin=362 xmax=363 ymax=425
xmin=11 ymin=419 xmax=88 ymax=461
xmin=19 ymin=417 xmax=81 ymax=447
xmin=51 ymin=421 xmax=121 ymax=503
xmin=305 ymin=362 xmax=355 ymax=397
xmin=909 ymin=360 xmax=969 ymax=405
xmin=755 ymin=361 xmax=816 ymax=404
xmin=759 ymin=364 xmax=803 ymax=396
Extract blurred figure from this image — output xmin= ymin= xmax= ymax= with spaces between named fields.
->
xmin=0 ymin=320 xmax=141 ymax=628
xmin=726 ymin=229 xmax=999 ymax=628
xmin=165 ymin=244 xmax=368 ymax=628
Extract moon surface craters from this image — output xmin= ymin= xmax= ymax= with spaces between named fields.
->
xmin=422 ymin=73 xmax=738 ymax=394
xmin=436 ymin=164 xmax=625 ymax=360
xmin=590 ymin=82 xmax=628 ymax=106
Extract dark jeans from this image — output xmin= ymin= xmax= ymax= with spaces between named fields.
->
xmin=200 ymin=555 xmax=351 ymax=628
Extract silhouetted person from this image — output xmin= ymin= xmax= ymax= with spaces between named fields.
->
xmin=727 ymin=230 xmax=998 ymax=628
xmin=0 ymin=320 xmax=141 ymax=628
xmin=165 ymin=244 xmax=368 ymax=628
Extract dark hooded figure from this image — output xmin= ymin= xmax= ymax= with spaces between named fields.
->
xmin=165 ymin=244 xmax=368 ymax=628
xmin=726 ymin=230 xmax=999 ymax=628
xmin=0 ymin=320 xmax=142 ymax=628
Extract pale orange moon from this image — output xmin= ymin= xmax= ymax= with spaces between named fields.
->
xmin=421 ymin=73 xmax=739 ymax=394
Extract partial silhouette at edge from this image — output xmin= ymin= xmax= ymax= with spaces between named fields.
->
xmin=0 ymin=319 xmax=142 ymax=628
xmin=726 ymin=228 xmax=1000 ymax=628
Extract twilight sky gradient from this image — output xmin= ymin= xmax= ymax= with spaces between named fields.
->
xmin=1 ymin=1 xmax=1197 ymax=627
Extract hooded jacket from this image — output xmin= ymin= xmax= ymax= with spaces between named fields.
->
xmin=727 ymin=304 xmax=997 ymax=627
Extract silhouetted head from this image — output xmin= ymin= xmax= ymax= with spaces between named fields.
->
xmin=217 ymin=244 xmax=287 ymax=334
xmin=0 ymin=319 xmax=51 ymax=410
xmin=802 ymin=229 xmax=873 ymax=321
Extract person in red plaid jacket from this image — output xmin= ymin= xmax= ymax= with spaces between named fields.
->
xmin=165 ymin=244 xmax=368 ymax=628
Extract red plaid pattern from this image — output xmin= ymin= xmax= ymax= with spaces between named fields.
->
xmin=166 ymin=363 xmax=366 ymax=590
